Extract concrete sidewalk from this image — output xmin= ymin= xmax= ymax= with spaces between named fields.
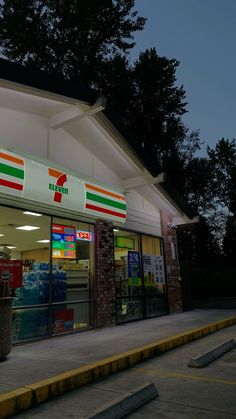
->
xmin=1 ymin=309 xmax=236 ymax=417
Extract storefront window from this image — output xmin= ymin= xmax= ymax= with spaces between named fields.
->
xmin=114 ymin=230 xmax=143 ymax=323
xmin=114 ymin=229 xmax=168 ymax=324
xmin=0 ymin=206 xmax=51 ymax=340
xmin=52 ymin=217 xmax=95 ymax=333
xmin=141 ymin=235 xmax=165 ymax=294
xmin=141 ymin=235 xmax=168 ymax=318
xmin=0 ymin=205 xmax=95 ymax=342
xmin=13 ymin=307 xmax=49 ymax=343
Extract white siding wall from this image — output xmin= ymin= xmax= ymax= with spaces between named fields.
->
xmin=49 ymin=128 xmax=122 ymax=186
xmin=125 ymin=190 xmax=161 ymax=236
xmin=0 ymin=106 xmax=48 ymax=157
xmin=0 ymin=106 xmax=161 ymax=236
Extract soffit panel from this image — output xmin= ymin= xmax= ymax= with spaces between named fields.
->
xmin=0 ymin=86 xmax=88 ymax=117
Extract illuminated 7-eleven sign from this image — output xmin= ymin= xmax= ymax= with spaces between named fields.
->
xmin=0 ymin=147 xmax=126 ymax=223
xmin=48 ymin=168 xmax=68 ymax=203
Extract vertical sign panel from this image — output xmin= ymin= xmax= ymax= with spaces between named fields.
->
xmin=52 ymin=224 xmax=76 ymax=259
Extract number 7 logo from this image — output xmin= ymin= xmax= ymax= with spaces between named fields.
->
xmin=48 ymin=168 xmax=68 ymax=203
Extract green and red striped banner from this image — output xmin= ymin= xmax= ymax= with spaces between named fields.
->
xmin=0 ymin=147 xmax=127 ymax=224
xmin=0 ymin=151 xmax=25 ymax=195
xmin=85 ymin=183 xmax=126 ymax=223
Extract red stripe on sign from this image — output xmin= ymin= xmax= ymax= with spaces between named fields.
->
xmin=0 ymin=178 xmax=23 ymax=191
xmin=86 ymin=203 xmax=126 ymax=219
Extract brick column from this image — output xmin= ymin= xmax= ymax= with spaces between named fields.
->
xmin=95 ymin=220 xmax=116 ymax=327
xmin=161 ymin=210 xmax=183 ymax=313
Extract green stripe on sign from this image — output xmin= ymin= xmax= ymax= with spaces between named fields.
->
xmin=0 ymin=163 xmax=24 ymax=179
xmin=86 ymin=192 xmax=126 ymax=211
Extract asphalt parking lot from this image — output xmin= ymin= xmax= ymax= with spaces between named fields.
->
xmin=15 ymin=323 xmax=236 ymax=418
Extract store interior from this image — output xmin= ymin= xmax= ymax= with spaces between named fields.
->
xmin=0 ymin=206 xmax=94 ymax=341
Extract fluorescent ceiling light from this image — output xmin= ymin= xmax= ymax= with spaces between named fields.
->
xmin=37 ymin=240 xmax=50 ymax=243
xmin=113 ymin=229 xmax=119 ymax=232
xmin=0 ymin=234 xmax=4 ymax=237
xmin=16 ymin=226 xmax=40 ymax=231
xmin=23 ymin=211 xmax=42 ymax=217
xmin=7 ymin=246 xmax=16 ymax=249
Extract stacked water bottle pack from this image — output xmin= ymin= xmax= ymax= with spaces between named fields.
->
xmin=12 ymin=262 xmax=67 ymax=341
xmin=52 ymin=268 xmax=67 ymax=302
xmin=12 ymin=309 xmax=49 ymax=342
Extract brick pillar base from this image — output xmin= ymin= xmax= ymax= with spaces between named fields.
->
xmin=95 ymin=220 xmax=116 ymax=327
xmin=161 ymin=210 xmax=183 ymax=313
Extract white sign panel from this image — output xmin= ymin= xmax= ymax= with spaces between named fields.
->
xmin=24 ymin=160 xmax=85 ymax=213
xmin=0 ymin=147 xmax=126 ymax=223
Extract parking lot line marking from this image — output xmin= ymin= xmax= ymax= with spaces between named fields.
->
xmin=136 ymin=367 xmax=236 ymax=386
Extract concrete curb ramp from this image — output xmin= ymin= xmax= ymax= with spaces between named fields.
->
xmin=188 ymin=338 xmax=236 ymax=368
xmin=1 ymin=315 xmax=236 ymax=418
xmin=82 ymin=382 xmax=158 ymax=419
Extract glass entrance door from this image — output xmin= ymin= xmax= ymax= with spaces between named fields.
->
xmin=114 ymin=231 xmax=143 ymax=323
xmin=51 ymin=217 xmax=95 ymax=334
xmin=141 ymin=235 xmax=168 ymax=318
xmin=114 ymin=229 xmax=168 ymax=324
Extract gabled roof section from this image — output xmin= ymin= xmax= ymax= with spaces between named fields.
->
xmin=0 ymin=58 xmax=195 ymax=220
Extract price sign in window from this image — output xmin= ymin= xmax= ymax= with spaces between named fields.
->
xmin=76 ymin=230 xmax=92 ymax=241
xmin=52 ymin=224 xmax=76 ymax=258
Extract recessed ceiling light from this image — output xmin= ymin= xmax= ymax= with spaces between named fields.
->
xmin=7 ymin=246 xmax=16 ymax=249
xmin=23 ymin=211 xmax=42 ymax=217
xmin=0 ymin=234 xmax=4 ymax=237
xmin=16 ymin=226 xmax=40 ymax=231
xmin=113 ymin=229 xmax=119 ymax=232
xmin=37 ymin=240 xmax=50 ymax=243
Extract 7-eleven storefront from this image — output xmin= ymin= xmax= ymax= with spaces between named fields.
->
xmin=0 ymin=60 xmax=190 ymax=343
xmin=0 ymin=146 xmax=128 ymax=342
xmin=0 ymin=145 xmax=180 ymax=343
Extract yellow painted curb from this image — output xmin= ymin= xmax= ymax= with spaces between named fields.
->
xmin=0 ymin=388 xmax=32 ymax=419
xmin=0 ymin=315 xmax=236 ymax=418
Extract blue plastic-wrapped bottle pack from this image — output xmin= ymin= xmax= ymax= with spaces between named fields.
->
xmin=12 ymin=262 xmax=67 ymax=341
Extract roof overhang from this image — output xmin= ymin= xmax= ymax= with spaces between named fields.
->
xmin=0 ymin=58 xmax=197 ymax=223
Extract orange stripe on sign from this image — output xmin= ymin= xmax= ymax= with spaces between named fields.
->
xmin=86 ymin=183 xmax=126 ymax=201
xmin=48 ymin=168 xmax=63 ymax=178
xmin=0 ymin=152 xmax=24 ymax=166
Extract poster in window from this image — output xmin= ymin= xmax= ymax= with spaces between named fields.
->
xmin=52 ymin=224 xmax=76 ymax=259
xmin=0 ymin=260 xmax=23 ymax=288
xmin=128 ymin=251 xmax=142 ymax=286
xmin=143 ymin=255 xmax=165 ymax=286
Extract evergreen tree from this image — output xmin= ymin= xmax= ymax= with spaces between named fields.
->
xmin=223 ymin=214 xmax=236 ymax=265
xmin=183 ymin=156 xmax=215 ymax=214
xmin=207 ymin=138 xmax=236 ymax=209
xmin=96 ymin=47 xmax=200 ymax=179
xmin=178 ymin=216 xmax=220 ymax=266
xmin=222 ymin=164 xmax=236 ymax=264
xmin=182 ymin=139 xmax=236 ymax=223
xmin=0 ymin=0 xmax=145 ymax=84
xmin=130 ymin=48 xmax=187 ymax=164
